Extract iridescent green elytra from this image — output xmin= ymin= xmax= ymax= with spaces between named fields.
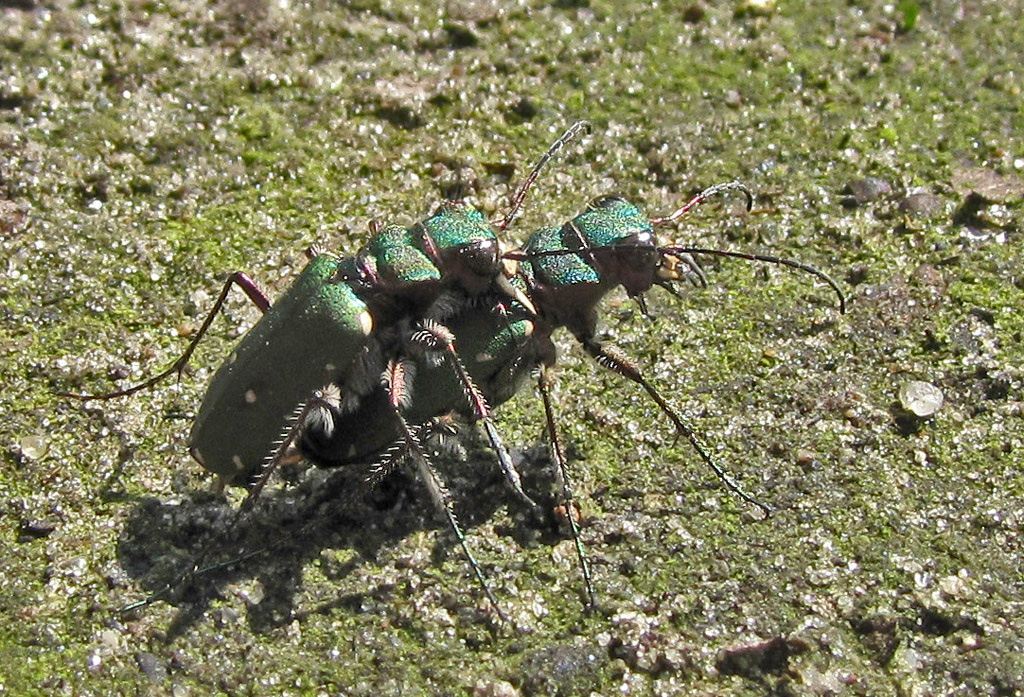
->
xmin=188 ymin=253 xmax=373 ymax=484
xmin=190 ymin=198 xmax=512 ymax=485
xmin=189 ymin=125 xmax=595 ymax=486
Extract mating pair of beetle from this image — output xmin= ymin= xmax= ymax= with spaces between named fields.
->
xmin=66 ymin=122 xmax=845 ymax=618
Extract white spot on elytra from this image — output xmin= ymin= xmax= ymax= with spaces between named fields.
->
xmin=244 ymin=389 xmax=257 ymax=404
xmin=232 ymin=455 xmax=244 ymax=471
xmin=359 ymin=310 xmax=373 ymax=336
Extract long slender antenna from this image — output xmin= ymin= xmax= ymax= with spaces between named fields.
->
xmin=510 ymin=242 xmax=846 ymax=314
xmin=661 ymin=247 xmax=847 ymax=313
xmin=651 ymin=180 xmax=846 ymax=311
xmin=497 ymin=121 xmax=592 ymax=232
xmin=649 ymin=180 xmax=753 ymax=225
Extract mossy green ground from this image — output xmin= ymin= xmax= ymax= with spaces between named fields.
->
xmin=2 ymin=1 xmax=1022 ymax=695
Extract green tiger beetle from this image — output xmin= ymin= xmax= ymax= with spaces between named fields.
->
xmin=60 ymin=125 xmax=845 ymax=622
xmin=261 ymin=182 xmax=846 ymax=617
xmin=60 ymin=121 xmax=590 ymax=490
xmin=59 ymin=122 xmax=592 ymax=619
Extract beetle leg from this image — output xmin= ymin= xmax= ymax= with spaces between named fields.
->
xmin=410 ymin=320 xmax=539 ymax=511
xmin=119 ymin=385 xmax=357 ymax=616
xmin=381 ymin=358 xmax=508 ymax=624
xmin=58 ymin=271 xmax=271 ymax=400
xmin=538 ymin=365 xmax=596 ymax=610
xmin=580 ymin=338 xmax=772 ymax=517
xmin=418 ymin=415 xmax=466 ymax=461
xmin=241 ymin=385 xmax=342 ymax=509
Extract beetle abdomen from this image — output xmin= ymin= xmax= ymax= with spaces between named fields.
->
xmin=189 ymin=254 xmax=373 ymax=485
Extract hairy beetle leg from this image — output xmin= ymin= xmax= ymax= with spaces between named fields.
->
xmin=58 ymin=271 xmax=271 ymax=400
xmin=410 ymin=320 xmax=539 ymax=511
xmin=119 ymin=387 xmax=330 ymax=614
xmin=581 ymin=338 xmax=773 ymax=518
xmin=382 ymin=358 xmax=509 ymax=623
xmin=538 ymin=365 xmax=597 ymax=610
xmin=241 ymin=387 xmax=338 ymax=510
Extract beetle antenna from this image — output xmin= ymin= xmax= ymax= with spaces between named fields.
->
xmin=507 ymin=242 xmax=845 ymax=314
xmin=649 ymin=180 xmax=753 ymax=226
xmin=660 ymin=247 xmax=847 ymax=313
xmin=497 ymin=120 xmax=592 ymax=232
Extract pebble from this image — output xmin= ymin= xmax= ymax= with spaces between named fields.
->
xmin=899 ymin=380 xmax=943 ymax=417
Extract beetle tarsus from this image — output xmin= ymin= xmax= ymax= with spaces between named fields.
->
xmin=580 ymin=338 xmax=773 ymax=517
xmin=539 ymin=365 xmax=596 ymax=609
xmin=56 ymin=271 xmax=271 ymax=400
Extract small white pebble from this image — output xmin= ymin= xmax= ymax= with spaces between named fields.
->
xmin=899 ymin=381 xmax=943 ymax=417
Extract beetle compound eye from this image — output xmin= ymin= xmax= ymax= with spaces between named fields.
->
xmin=615 ymin=233 xmax=659 ymax=267
xmin=457 ymin=238 xmax=500 ymax=276
xmin=590 ymin=195 xmax=626 ymax=209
